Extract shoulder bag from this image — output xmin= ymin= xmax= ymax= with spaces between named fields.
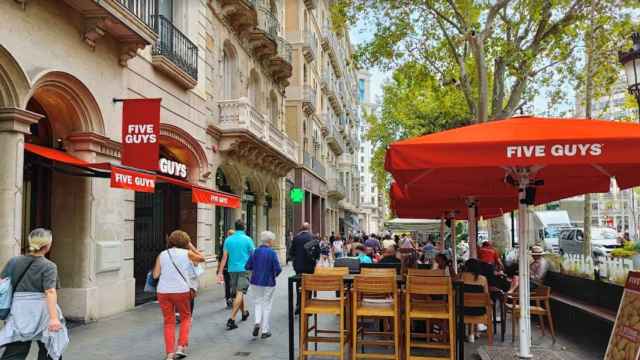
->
xmin=168 ymin=249 xmax=197 ymax=299
xmin=0 ymin=258 xmax=36 ymax=320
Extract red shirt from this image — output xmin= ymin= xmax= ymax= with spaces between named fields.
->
xmin=478 ymin=246 xmax=500 ymax=265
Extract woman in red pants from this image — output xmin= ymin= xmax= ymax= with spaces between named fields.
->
xmin=153 ymin=230 xmax=205 ymax=360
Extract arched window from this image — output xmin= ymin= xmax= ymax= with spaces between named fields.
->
xmin=248 ymin=70 xmax=261 ymax=111
xmin=269 ymin=91 xmax=278 ymax=128
xmin=222 ymin=42 xmax=237 ymax=99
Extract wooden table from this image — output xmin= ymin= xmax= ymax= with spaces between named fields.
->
xmin=287 ymin=273 xmax=466 ymax=360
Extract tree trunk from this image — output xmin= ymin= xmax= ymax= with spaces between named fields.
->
xmin=583 ymin=0 xmax=595 ymax=258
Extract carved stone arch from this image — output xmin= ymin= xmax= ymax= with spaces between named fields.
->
xmin=159 ymin=124 xmax=209 ymax=183
xmin=216 ymin=162 xmax=243 ymax=194
xmin=244 ymin=171 xmax=266 ymax=196
xmin=0 ymin=45 xmax=30 ymax=108
xmin=27 ymin=70 xmax=105 ymax=137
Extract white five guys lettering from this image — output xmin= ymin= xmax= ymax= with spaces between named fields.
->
xmin=124 ymin=124 xmax=157 ymax=144
xmin=506 ymin=144 xmax=603 ymax=158
xmin=114 ymin=173 xmax=155 ymax=187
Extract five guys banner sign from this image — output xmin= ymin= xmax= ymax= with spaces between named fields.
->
xmin=192 ymin=187 xmax=241 ymax=208
xmin=111 ymin=166 xmax=156 ymax=193
xmin=121 ymin=99 xmax=161 ymax=170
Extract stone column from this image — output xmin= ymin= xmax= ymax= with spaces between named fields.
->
xmin=0 ymin=108 xmax=42 ymax=267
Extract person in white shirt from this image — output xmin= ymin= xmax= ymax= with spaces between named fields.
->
xmin=332 ymin=234 xmax=344 ymax=259
xmin=152 ymin=230 xmax=205 ymax=360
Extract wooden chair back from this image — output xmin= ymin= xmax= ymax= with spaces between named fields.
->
xmin=302 ymin=274 xmax=344 ymax=294
xmin=463 ymin=292 xmax=491 ymax=308
xmin=408 ymin=268 xmax=446 ymax=277
xmin=406 ymin=275 xmax=451 ymax=296
xmin=353 ymin=275 xmax=397 ymax=294
xmin=315 ymin=267 xmax=349 ymax=276
xmin=361 ymin=267 xmax=396 ymax=277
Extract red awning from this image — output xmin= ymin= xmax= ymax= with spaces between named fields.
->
xmin=25 ymin=143 xmax=156 ymax=192
xmin=156 ymin=175 xmax=241 ymax=208
xmin=25 ymin=143 xmax=241 ymax=207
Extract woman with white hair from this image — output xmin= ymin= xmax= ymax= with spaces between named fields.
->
xmin=245 ymin=231 xmax=281 ymax=339
xmin=0 ymin=228 xmax=68 ymax=360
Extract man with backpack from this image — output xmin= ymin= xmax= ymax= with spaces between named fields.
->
xmin=289 ymin=222 xmax=318 ymax=314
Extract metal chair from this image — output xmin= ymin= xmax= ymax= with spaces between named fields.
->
xmin=352 ymin=275 xmax=400 ymax=360
xmin=300 ymin=274 xmax=350 ymax=360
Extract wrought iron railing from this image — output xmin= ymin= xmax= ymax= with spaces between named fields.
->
xmin=153 ymin=15 xmax=198 ymax=80
xmin=312 ymin=157 xmax=326 ymax=178
xmin=276 ymin=36 xmax=292 ymax=63
xmin=303 ymin=151 xmax=313 ymax=169
xmin=303 ymin=85 xmax=316 ymax=106
xmin=256 ymin=7 xmax=279 ymax=40
xmin=116 ymin=0 xmax=156 ymax=27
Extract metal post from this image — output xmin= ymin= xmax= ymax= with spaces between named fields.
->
xmin=467 ymin=199 xmax=477 ymax=259
xmin=517 ymin=172 xmax=532 ymax=359
xmin=511 ymin=211 xmax=516 ymax=248
xmin=439 ymin=215 xmax=445 ymax=251
xmin=451 ymin=215 xmax=457 ymax=274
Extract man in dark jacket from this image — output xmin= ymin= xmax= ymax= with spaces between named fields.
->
xmin=289 ymin=222 xmax=317 ymax=314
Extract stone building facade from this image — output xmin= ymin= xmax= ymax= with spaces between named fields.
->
xmin=0 ymin=0 xmax=296 ymax=321
xmin=283 ymin=0 xmax=362 ymax=240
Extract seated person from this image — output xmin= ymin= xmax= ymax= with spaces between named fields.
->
xmin=434 ymin=253 xmax=454 ymax=276
xmin=355 ymin=245 xmax=372 ymax=264
xmin=379 ymin=246 xmax=400 ymax=264
xmin=530 ymin=246 xmax=548 ymax=284
xmin=461 ymin=259 xmax=490 ymax=339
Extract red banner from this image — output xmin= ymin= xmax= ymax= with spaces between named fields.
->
xmin=192 ymin=187 xmax=241 ymax=208
xmin=110 ymin=166 xmax=156 ymax=193
xmin=121 ymin=98 xmax=161 ymax=171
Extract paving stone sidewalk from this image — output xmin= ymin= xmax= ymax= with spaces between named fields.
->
xmin=5 ymin=265 xmax=607 ymax=360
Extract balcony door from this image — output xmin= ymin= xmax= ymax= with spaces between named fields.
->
xmin=158 ymin=0 xmax=173 ymax=22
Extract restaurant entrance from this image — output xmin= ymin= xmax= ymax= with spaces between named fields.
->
xmin=133 ymin=145 xmax=198 ymax=304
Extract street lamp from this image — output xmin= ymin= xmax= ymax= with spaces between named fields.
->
xmin=619 ymin=32 xmax=640 ymax=240
xmin=619 ymin=32 xmax=640 ymax=121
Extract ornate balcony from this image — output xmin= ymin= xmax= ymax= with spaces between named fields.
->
xmin=321 ymin=113 xmax=345 ymax=155
xmin=303 ymin=152 xmax=326 ymax=178
xmin=304 ymin=0 xmax=316 ymax=10
xmin=322 ymin=73 xmax=343 ymax=115
xmin=245 ymin=7 xmax=279 ymax=61
xmin=320 ymin=26 xmax=343 ymax=78
xmin=302 ymin=85 xmax=317 ymax=115
xmin=303 ymin=31 xmax=317 ymax=62
xmin=63 ymin=0 xmax=158 ymax=64
xmin=269 ymin=37 xmax=293 ymax=87
xmin=328 ymin=176 xmax=346 ymax=200
xmin=152 ymin=15 xmax=198 ymax=88
xmin=214 ymin=99 xmax=298 ymax=176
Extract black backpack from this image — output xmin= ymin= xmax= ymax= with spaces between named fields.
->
xmin=303 ymin=239 xmax=321 ymax=260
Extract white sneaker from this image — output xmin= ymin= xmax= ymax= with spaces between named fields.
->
xmin=478 ymin=324 xmax=488 ymax=332
xmin=468 ymin=334 xmax=475 ymax=343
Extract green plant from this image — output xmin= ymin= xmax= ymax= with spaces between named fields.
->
xmin=611 ymin=241 xmax=639 ymax=258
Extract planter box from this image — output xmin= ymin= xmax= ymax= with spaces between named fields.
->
xmin=545 ymin=271 xmax=623 ymax=313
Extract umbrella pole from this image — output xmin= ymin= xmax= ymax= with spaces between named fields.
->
xmin=467 ymin=199 xmax=477 ymax=259
xmin=439 ymin=215 xmax=445 ymax=252
xmin=517 ymin=177 xmax=532 ymax=359
xmin=450 ymin=214 xmax=457 ymax=274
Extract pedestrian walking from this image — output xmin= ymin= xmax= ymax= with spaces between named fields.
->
xmin=153 ymin=230 xmax=205 ymax=360
xmin=332 ymin=234 xmax=344 ymax=259
xmin=0 ymin=228 xmax=68 ymax=360
xmin=245 ymin=231 xmax=281 ymax=339
xmin=217 ymin=229 xmax=235 ymax=308
xmin=289 ymin=222 xmax=317 ymax=314
xmin=217 ymin=219 xmax=255 ymax=331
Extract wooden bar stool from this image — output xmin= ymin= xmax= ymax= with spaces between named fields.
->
xmin=300 ymin=274 xmax=350 ymax=360
xmin=405 ymin=275 xmax=455 ymax=360
xmin=352 ymin=275 xmax=400 ymax=360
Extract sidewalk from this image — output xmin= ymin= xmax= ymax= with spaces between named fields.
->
xmin=8 ymin=266 xmax=607 ymax=359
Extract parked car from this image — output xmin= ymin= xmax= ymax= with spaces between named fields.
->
xmin=558 ymin=227 xmax=621 ymax=257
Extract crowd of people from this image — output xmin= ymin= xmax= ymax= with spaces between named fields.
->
xmin=0 ymin=224 xmax=551 ymax=359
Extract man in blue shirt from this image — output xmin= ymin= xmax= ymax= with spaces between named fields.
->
xmin=217 ymin=219 xmax=255 ymax=330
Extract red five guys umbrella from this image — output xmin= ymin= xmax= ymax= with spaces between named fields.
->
xmin=385 ymin=115 xmax=640 ymax=359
